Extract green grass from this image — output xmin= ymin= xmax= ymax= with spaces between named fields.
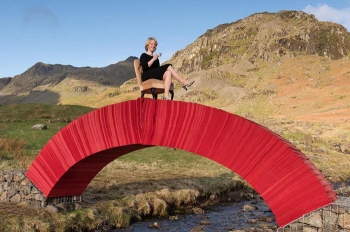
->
xmin=118 ymin=147 xmax=232 ymax=177
xmin=0 ymin=104 xmax=95 ymax=122
xmin=2 ymin=122 xmax=62 ymax=151
xmin=282 ymin=131 xmax=304 ymax=142
xmin=0 ymin=104 xmax=95 ymax=169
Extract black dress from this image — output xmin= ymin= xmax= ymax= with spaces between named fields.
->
xmin=140 ymin=53 xmax=171 ymax=82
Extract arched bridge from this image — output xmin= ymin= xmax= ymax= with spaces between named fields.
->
xmin=26 ymin=98 xmax=336 ymax=227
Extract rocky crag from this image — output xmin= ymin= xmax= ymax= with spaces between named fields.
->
xmin=167 ymin=10 xmax=350 ymax=73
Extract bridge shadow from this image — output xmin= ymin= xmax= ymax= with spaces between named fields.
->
xmin=0 ymin=90 xmax=60 ymax=105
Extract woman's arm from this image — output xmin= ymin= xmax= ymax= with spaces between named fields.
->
xmin=147 ymin=54 xmax=160 ymax=67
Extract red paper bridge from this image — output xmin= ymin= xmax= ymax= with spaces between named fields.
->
xmin=26 ymin=98 xmax=336 ymax=227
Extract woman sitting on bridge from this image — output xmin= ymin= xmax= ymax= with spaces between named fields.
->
xmin=140 ymin=37 xmax=194 ymax=100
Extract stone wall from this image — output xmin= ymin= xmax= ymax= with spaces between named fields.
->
xmin=0 ymin=170 xmax=80 ymax=209
xmin=278 ymin=197 xmax=350 ymax=231
xmin=0 ymin=170 xmax=46 ymax=207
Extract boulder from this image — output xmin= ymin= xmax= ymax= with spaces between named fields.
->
xmin=32 ymin=124 xmax=47 ymax=130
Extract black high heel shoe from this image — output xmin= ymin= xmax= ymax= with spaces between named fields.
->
xmin=181 ymin=80 xmax=195 ymax=91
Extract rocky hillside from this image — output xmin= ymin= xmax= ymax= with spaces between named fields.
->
xmin=156 ymin=10 xmax=350 ymax=125
xmin=167 ymin=10 xmax=350 ymax=73
xmin=0 ymin=77 xmax=11 ymax=90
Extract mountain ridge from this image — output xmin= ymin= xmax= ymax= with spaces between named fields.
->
xmin=0 ymin=56 xmax=138 ymax=95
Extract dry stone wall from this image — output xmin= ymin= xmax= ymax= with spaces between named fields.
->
xmin=278 ymin=197 xmax=350 ymax=231
xmin=0 ymin=170 xmax=46 ymax=207
xmin=0 ymin=170 xmax=80 ymax=210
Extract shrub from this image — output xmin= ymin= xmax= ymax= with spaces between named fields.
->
xmin=0 ymin=138 xmax=26 ymax=159
xmin=0 ymin=138 xmax=31 ymax=168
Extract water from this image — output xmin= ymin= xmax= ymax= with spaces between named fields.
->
xmin=112 ymin=199 xmax=277 ymax=231
xmin=110 ymin=182 xmax=349 ymax=231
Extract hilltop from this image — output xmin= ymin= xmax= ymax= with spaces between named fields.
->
xmin=168 ymin=11 xmax=350 ymax=73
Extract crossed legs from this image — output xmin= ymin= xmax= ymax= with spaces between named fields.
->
xmin=163 ymin=65 xmax=191 ymax=99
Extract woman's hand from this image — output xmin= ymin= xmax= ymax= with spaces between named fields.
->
xmin=148 ymin=54 xmax=159 ymax=67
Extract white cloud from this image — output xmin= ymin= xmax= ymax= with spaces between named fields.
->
xmin=303 ymin=4 xmax=350 ymax=31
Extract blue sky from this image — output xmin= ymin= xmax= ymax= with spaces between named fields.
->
xmin=1 ymin=1 xmax=350 ymax=78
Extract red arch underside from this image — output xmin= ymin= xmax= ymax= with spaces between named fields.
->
xmin=26 ymin=98 xmax=336 ymax=227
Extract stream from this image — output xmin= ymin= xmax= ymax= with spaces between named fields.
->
xmin=112 ymin=199 xmax=277 ymax=231
xmin=110 ymin=182 xmax=349 ymax=232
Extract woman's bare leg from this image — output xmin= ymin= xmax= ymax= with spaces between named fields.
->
xmin=166 ymin=66 xmax=190 ymax=85
xmin=163 ymin=70 xmax=172 ymax=99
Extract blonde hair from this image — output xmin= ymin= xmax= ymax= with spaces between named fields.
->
xmin=145 ymin=37 xmax=158 ymax=51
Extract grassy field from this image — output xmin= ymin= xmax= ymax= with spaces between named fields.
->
xmin=0 ymin=104 xmax=94 ymax=169
xmin=0 ymin=103 xmax=253 ymax=231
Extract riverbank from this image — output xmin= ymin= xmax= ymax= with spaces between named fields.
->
xmin=113 ymin=200 xmax=277 ymax=232
xmin=114 ymin=182 xmax=350 ymax=232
